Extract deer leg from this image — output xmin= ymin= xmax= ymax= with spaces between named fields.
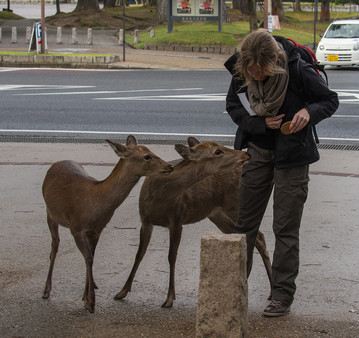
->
xmin=72 ymin=230 xmax=96 ymax=314
xmin=88 ymin=235 xmax=100 ymax=290
xmin=210 ymin=214 xmax=272 ymax=297
xmin=208 ymin=212 xmax=235 ymax=234
xmin=114 ymin=222 xmax=154 ymax=300
xmin=254 ymin=230 xmax=272 ymax=299
xmin=42 ymin=215 xmax=60 ymax=299
xmin=162 ymin=224 xmax=183 ymax=308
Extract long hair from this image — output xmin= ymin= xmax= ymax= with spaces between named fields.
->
xmin=234 ymin=29 xmax=287 ymax=85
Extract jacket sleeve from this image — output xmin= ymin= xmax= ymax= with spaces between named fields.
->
xmin=299 ymin=60 xmax=339 ymax=125
xmin=226 ymin=77 xmax=268 ymax=135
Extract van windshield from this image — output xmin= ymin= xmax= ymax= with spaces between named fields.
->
xmin=325 ymin=23 xmax=359 ymax=38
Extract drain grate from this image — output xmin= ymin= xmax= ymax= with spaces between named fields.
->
xmin=0 ymin=135 xmax=359 ymax=151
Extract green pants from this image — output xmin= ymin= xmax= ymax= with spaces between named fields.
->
xmin=234 ymin=142 xmax=309 ymax=305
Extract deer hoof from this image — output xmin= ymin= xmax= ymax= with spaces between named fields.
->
xmin=85 ymin=303 xmax=95 ymax=314
xmin=114 ymin=289 xmax=128 ymax=300
xmin=42 ymin=292 xmax=50 ymax=299
xmin=161 ymin=299 xmax=173 ymax=308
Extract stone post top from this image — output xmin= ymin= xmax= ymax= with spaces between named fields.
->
xmin=201 ymin=232 xmax=246 ymax=242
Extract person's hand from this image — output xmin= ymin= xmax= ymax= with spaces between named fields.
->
xmin=265 ymin=114 xmax=285 ymax=130
xmin=289 ymin=108 xmax=310 ymax=133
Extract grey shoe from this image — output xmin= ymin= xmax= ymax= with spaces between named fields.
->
xmin=263 ymin=300 xmax=291 ymax=317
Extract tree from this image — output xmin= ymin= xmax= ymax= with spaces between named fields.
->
xmin=74 ymin=0 xmax=100 ymax=12
xmin=237 ymin=0 xmax=249 ymax=14
xmin=320 ymin=0 xmax=330 ymax=21
xmin=272 ymin=0 xmax=284 ymax=22
xmin=294 ymin=0 xmax=301 ymax=12
xmin=104 ymin=0 xmax=118 ymax=8
xmin=248 ymin=0 xmax=257 ymax=31
xmin=156 ymin=0 xmax=168 ymax=23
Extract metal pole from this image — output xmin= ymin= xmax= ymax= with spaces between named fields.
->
xmin=41 ymin=0 xmax=45 ymax=54
xmin=123 ymin=0 xmax=126 ymax=62
xmin=314 ymin=0 xmax=318 ymax=51
xmin=218 ymin=0 xmax=222 ymax=32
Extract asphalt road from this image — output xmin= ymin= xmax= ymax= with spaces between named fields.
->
xmin=0 ymin=68 xmax=358 ymax=144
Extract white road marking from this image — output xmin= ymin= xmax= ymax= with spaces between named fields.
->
xmin=95 ymin=94 xmax=225 ymax=101
xmin=11 ymin=87 xmax=204 ymax=96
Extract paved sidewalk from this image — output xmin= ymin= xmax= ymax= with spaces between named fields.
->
xmin=0 ymin=141 xmax=358 ymax=337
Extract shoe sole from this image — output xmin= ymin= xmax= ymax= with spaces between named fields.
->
xmin=262 ymin=307 xmax=291 ymax=317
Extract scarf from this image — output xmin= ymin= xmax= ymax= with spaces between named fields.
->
xmin=247 ymin=56 xmax=289 ymax=117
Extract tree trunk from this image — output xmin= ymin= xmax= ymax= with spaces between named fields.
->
xmin=156 ymin=0 xmax=168 ymax=23
xmin=74 ymin=0 xmax=100 ymax=12
xmin=222 ymin=0 xmax=230 ymax=22
xmin=294 ymin=0 xmax=301 ymax=12
xmin=56 ymin=0 xmax=61 ymax=14
xmin=104 ymin=0 xmax=117 ymax=8
xmin=239 ymin=0 xmax=249 ymax=15
xmin=232 ymin=0 xmax=240 ymax=10
xmin=248 ymin=0 xmax=257 ymax=31
xmin=272 ymin=0 xmax=284 ymax=22
xmin=320 ymin=0 xmax=330 ymax=21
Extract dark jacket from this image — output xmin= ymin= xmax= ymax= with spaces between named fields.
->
xmin=225 ymin=36 xmax=339 ymax=169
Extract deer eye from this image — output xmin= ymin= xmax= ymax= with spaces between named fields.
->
xmin=144 ymin=155 xmax=152 ymax=160
xmin=215 ymin=149 xmax=223 ymax=155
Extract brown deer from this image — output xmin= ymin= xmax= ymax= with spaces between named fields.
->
xmin=41 ymin=135 xmax=173 ymax=313
xmin=114 ymin=137 xmax=272 ymax=308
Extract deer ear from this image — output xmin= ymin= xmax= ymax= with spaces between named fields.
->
xmin=175 ymin=144 xmax=199 ymax=160
xmin=107 ymin=140 xmax=131 ymax=158
xmin=126 ymin=135 xmax=137 ymax=146
xmin=187 ymin=137 xmax=200 ymax=147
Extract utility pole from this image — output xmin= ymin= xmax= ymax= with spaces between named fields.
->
xmin=264 ymin=0 xmax=268 ymax=29
xmin=41 ymin=0 xmax=45 ymax=54
xmin=122 ymin=0 xmax=126 ymax=62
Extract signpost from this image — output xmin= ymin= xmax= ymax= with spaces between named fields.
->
xmin=168 ymin=0 xmax=222 ymax=33
xmin=28 ymin=22 xmax=48 ymax=54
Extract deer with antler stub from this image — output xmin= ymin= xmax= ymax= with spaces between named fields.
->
xmin=41 ymin=135 xmax=173 ymax=313
xmin=114 ymin=137 xmax=272 ymax=308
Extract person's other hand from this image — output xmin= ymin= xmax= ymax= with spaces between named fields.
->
xmin=265 ymin=114 xmax=285 ymax=129
xmin=289 ymin=108 xmax=310 ymax=133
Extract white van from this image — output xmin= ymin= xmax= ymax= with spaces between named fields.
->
xmin=315 ymin=20 xmax=359 ymax=66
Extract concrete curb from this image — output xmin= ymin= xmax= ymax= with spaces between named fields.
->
xmin=0 ymin=53 xmax=120 ymax=68
xmin=143 ymin=44 xmax=238 ymax=55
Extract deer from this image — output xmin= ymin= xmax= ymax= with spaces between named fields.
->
xmin=41 ymin=135 xmax=174 ymax=314
xmin=114 ymin=137 xmax=272 ymax=308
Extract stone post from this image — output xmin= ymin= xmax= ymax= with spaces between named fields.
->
xmin=87 ymin=28 xmax=93 ymax=45
xmin=134 ymin=29 xmax=139 ymax=44
xmin=72 ymin=27 xmax=78 ymax=45
xmin=196 ymin=232 xmax=248 ymax=338
xmin=26 ymin=27 xmax=32 ymax=43
xmin=57 ymin=27 xmax=62 ymax=44
xmin=12 ymin=27 xmax=17 ymax=43
xmin=119 ymin=28 xmax=123 ymax=45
